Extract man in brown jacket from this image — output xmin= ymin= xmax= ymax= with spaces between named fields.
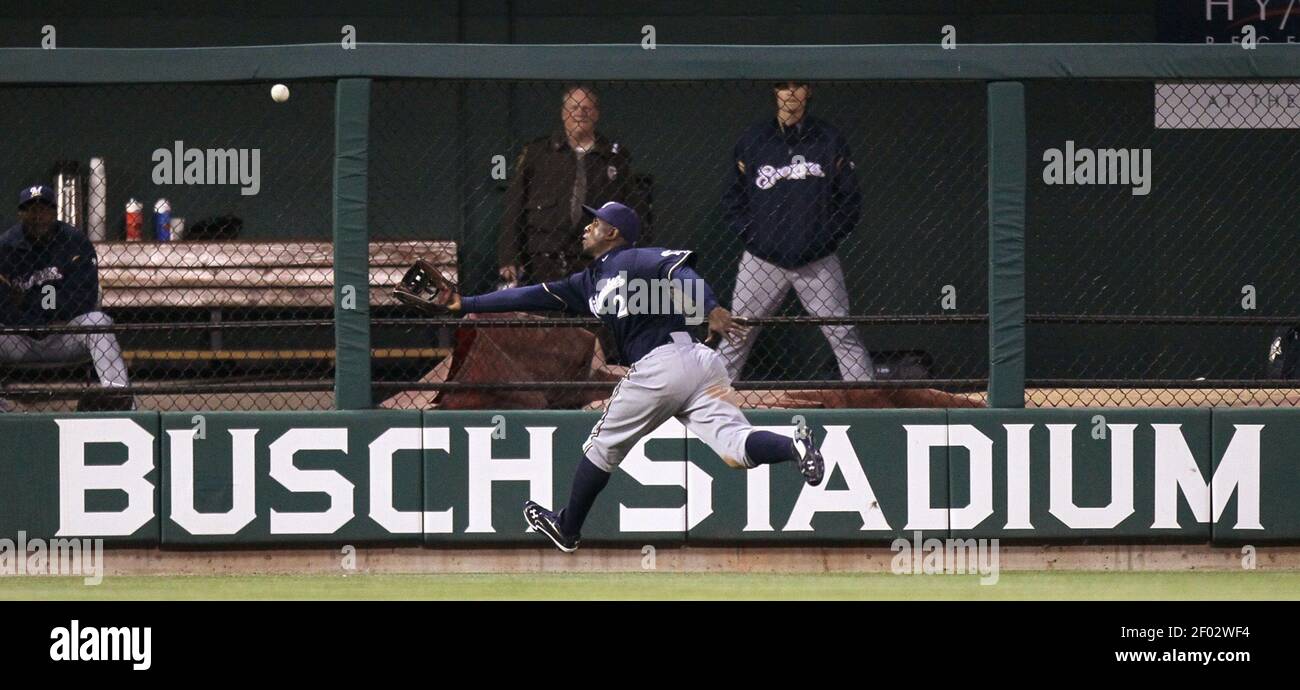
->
xmin=499 ymin=85 xmax=636 ymax=284
xmin=380 ymin=85 xmax=636 ymax=411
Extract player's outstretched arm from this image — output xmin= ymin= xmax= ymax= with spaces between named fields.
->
xmin=459 ymin=283 xmax=572 ymax=314
xmin=393 ymin=258 xmax=579 ymax=316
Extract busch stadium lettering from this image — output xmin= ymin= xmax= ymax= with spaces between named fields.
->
xmin=49 ymin=418 xmax=1263 ymax=537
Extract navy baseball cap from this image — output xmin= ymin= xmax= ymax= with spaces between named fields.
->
xmin=582 ymin=201 xmax=640 ymax=243
xmin=18 ymin=185 xmax=56 ymax=209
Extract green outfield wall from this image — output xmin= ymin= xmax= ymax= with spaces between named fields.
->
xmin=0 ymin=409 xmax=1288 ymax=546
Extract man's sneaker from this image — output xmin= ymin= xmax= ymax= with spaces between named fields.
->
xmin=793 ymin=425 xmax=825 ymax=486
xmin=523 ymin=500 xmax=580 ymax=553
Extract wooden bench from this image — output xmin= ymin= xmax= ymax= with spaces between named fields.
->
xmin=96 ymin=239 xmax=457 ymax=361
xmin=98 ymin=240 xmax=457 ymax=308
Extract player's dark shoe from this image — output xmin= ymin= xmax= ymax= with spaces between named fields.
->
xmin=523 ymin=500 xmax=580 ymax=553
xmin=793 ymin=425 xmax=825 ymax=486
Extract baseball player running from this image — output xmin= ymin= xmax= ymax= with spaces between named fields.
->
xmin=428 ymin=201 xmax=824 ymax=552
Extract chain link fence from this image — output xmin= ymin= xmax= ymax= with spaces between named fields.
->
xmin=12 ymin=71 xmax=1292 ymax=413
xmin=370 ymin=79 xmax=989 ymax=410
xmin=20 ymin=75 xmax=1289 ymax=413
xmin=1025 ymin=79 xmax=1300 ymax=407
xmin=0 ymin=81 xmax=336 ymax=412
xmin=0 ymin=77 xmax=988 ymax=414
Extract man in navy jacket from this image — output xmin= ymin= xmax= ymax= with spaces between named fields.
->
xmin=0 ymin=185 xmax=131 ymax=411
xmin=719 ymin=81 xmax=873 ymax=382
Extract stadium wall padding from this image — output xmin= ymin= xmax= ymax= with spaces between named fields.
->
xmin=0 ymin=409 xmax=1289 ymax=546
xmin=333 ymin=78 xmax=374 ymax=410
xmin=0 ymin=412 xmax=161 ymax=547
xmin=986 ymin=82 xmax=1025 ymax=408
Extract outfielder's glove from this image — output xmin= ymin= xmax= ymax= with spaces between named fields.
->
xmin=393 ymin=259 xmax=458 ymax=314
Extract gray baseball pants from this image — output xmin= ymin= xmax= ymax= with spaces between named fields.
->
xmin=584 ymin=332 xmax=755 ymax=471
xmin=717 ymin=251 xmax=873 ymax=381
xmin=0 ymin=310 xmax=130 ymax=388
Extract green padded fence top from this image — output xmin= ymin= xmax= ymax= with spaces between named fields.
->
xmin=1 ymin=43 xmax=1299 ymax=83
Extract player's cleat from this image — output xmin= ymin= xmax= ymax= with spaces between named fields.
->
xmin=523 ymin=500 xmax=580 ymax=553
xmin=793 ymin=425 xmax=825 ymax=486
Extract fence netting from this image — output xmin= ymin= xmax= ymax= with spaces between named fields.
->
xmin=0 ymin=81 xmax=336 ymax=412
xmin=371 ymin=79 xmax=989 ymax=411
xmin=9 ymin=74 xmax=1296 ymax=413
xmin=1026 ymin=79 xmax=1300 ymax=407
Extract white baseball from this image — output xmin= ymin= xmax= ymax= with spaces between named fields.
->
xmin=271 ymin=84 xmax=290 ymax=103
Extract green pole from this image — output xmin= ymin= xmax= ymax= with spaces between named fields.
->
xmin=987 ymin=81 xmax=1026 ymax=408
xmin=333 ymin=78 xmax=372 ymax=409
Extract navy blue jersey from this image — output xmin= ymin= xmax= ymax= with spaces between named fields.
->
xmin=0 ymin=221 xmax=100 ymax=327
xmin=460 ymin=245 xmax=719 ymax=366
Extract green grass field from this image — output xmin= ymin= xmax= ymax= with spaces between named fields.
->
xmin=2 ymin=571 xmax=1298 ymax=600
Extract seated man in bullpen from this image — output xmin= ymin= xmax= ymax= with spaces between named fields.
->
xmin=0 ymin=185 xmax=132 ymax=411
